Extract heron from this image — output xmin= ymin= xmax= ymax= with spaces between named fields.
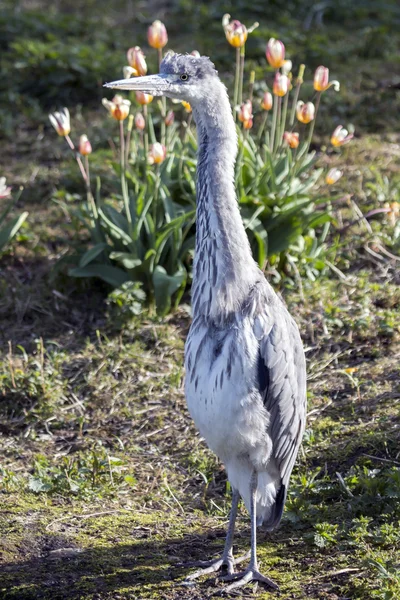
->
xmin=105 ymin=52 xmax=307 ymax=593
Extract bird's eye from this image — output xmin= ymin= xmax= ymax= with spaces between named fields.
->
xmin=180 ymin=73 xmax=189 ymax=81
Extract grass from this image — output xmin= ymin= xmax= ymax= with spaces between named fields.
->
xmin=1 ymin=0 xmax=400 ymax=598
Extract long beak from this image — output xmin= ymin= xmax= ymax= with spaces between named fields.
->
xmin=103 ymin=73 xmax=169 ymax=95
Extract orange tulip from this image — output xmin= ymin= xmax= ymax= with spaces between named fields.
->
xmin=127 ymin=46 xmax=147 ymax=76
xmin=314 ymin=66 xmax=340 ymax=92
xmin=261 ymin=91 xmax=273 ymax=111
xmin=148 ymin=142 xmax=167 ymax=165
xmin=273 ymin=72 xmax=289 ymax=97
xmin=296 ymin=101 xmax=315 ymax=124
xmin=331 ymin=125 xmax=353 ymax=147
xmin=266 ymin=38 xmax=285 ymax=69
xmin=49 ymin=108 xmax=71 ymax=136
xmin=102 ymin=95 xmax=131 ymax=121
xmin=134 ymin=112 xmax=145 ymax=131
xmin=147 ymin=20 xmax=168 ymax=49
xmin=283 ymin=132 xmax=300 ymax=149
xmin=135 ymin=91 xmax=153 ymax=106
xmin=325 ymin=168 xmax=343 ymax=185
xmin=79 ymin=134 xmax=92 ymax=156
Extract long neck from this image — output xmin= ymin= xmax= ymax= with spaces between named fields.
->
xmin=191 ymin=83 xmax=258 ymax=320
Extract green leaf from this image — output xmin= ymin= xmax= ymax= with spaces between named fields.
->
xmin=0 ymin=211 xmax=29 ymax=252
xmin=79 ymin=242 xmax=109 ymax=267
xmin=69 ymin=265 xmax=130 ymax=288
xmin=152 ymin=265 xmax=186 ymax=316
xmin=109 ymin=252 xmax=142 ymax=269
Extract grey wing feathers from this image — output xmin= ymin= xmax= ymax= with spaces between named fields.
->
xmin=257 ymin=308 xmax=307 ymax=488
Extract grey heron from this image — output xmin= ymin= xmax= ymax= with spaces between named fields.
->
xmin=105 ymin=52 xmax=307 ymax=593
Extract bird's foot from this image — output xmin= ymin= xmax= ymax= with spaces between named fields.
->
xmin=184 ymin=550 xmax=250 ymax=580
xmin=221 ymin=565 xmax=279 ymax=594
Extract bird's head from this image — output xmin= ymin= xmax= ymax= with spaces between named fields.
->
xmin=104 ymin=52 xmax=219 ymax=105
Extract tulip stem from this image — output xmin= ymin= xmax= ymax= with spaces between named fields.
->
xmin=158 ymin=48 xmax=167 ymax=145
xmin=125 ymin=115 xmax=133 ymax=167
xmin=257 ymin=112 xmax=269 ymax=142
xmin=270 ymin=95 xmax=278 ymax=153
xmin=233 ymin=47 xmax=240 ymax=120
xmin=306 ymin=92 xmax=321 ymax=152
xmin=289 ymin=81 xmax=302 ymax=127
xmin=119 ymin=120 xmax=132 ymax=230
xmin=238 ymin=44 xmax=245 ymax=108
xmin=279 ymin=93 xmax=289 ymax=150
xmin=153 ymin=164 xmax=161 ymax=227
xmin=273 ymin=97 xmax=282 ymax=154
xmin=65 ymin=134 xmax=93 ymax=207
xmin=143 ymin=105 xmax=149 ymax=172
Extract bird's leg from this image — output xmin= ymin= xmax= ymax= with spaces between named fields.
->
xmin=221 ymin=471 xmax=279 ymax=593
xmin=185 ymin=489 xmax=248 ymax=580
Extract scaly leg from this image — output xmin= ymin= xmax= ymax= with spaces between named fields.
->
xmin=185 ymin=489 xmax=249 ymax=580
xmin=221 ymin=471 xmax=279 ymax=593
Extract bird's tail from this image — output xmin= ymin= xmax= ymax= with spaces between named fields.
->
xmin=259 ymin=482 xmax=286 ymax=530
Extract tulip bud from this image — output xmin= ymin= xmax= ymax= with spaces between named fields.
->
xmin=273 ymin=72 xmax=289 ymax=97
xmin=79 ymin=134 xmax=92 ymax=156
xmin=325 ymin=168 xmax=343 ymax=185
xmin=182 ymin=101 xmax=192 ymax=113
xmin=281 ymin=60 xmax=292 ymax=76
xmin=49 ymin=107 xmax=71 ymax=136
xmin=127 ymin=46 xmax=147 ymax=76
xmin=0 ymin=177 xmax=12 ymax=199
xmin=147 ymin=20 xmax=168 ymax=49
xmin=314 ymin=66 xmax=340 ymax=92
xmin=123 ymin=66 xmax=137 ymax=79
xmin=165 ymin=110 xmax=175 ymax=126
xmin=136 ymin=91 xmax=153 ymax=105
xmin=330 ymin=125 xmax=353 ymax=147
xmin=238 ymin=100 xmax=253 ymax=123
xmin=296 ymin=64 xmax=305 ymax=85
xmin=260 ymin=91 xmax=273 ymax=111
xmin=283 ymin=132 xmax=300 ymax=149
xmin=148 ymin=142 xmax=167 ymax=165
xmin=266 ymin=38 xmax=285 ymax=69
xmin=191 ymin=50 xmax=201 ymax=57
xmin=296 ymin=101 xmax=315 ymax=124
xmin=242 ymin=117 xmax=253 ymax=130
xmin=135 ymin=112 xmax=145 ymax=131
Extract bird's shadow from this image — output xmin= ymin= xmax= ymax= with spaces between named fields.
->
xmin=0 ymin=527 xmax=277 ymax=600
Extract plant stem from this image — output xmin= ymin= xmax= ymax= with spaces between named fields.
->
xmin=306 ymin=92 xmax=321 ymax=152
xmin=257 ymin=112 xmax=269 ymax=142
xmin=143 ymin=105 xmax=149 ymax=164
xmin=119 ymin=120 xmax=132 ymax=230
xmin=270 ymin=95 xmax=278 ymax=153
xmin=279 ymin=92 xmax=289 ymax=149
xmin=238 ymin=44 xmax=245 ymax=107
xmin=158 ymin=48 xmax=167 ymax=146
xmin=153 ymin=164 xmax=161 ymax=227
xmin=233 ymin=47 xmax=240 ymax=120
xmin=125 ymin=114 xmax=133 ymax=167
xmin=289 ymin=81 xmax=301 ymax=127
xmin=273 ymin=97 xmax=282 ymax=154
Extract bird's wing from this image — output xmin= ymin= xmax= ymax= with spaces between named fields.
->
xmin=256 ymin=306 xmax=307 ymax=489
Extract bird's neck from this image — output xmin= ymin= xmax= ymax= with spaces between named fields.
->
xmin=191 ymin=84 xmax=258 ymax=321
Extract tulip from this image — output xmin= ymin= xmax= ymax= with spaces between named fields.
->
xmin=49 ymin=107 xmax=71 ymax=136
xmin=283 ymin=132 xmax=300 ymax=149
xmin=0 ymin=177 xmax=11 ymax=199
xmin=147 ymin=20 xmax=168 ymax=49
xmin=127 ymin=46 xmax=147 ymax=76
xmin=135 ymin=91 xmax=153 ymax=105
xmin=165 ymin=110 xmax=175 ymax=126
xmin=79 ymin=134 xmax=92 ymax=156
xmin=281 ymin=59 xmax=292 ymax=76
xmin=266 ymin=38 xmax=285 ymax=69
xmin=191 ymin=50 xmax=201 ymax=57
xmin=102 ymin=95 xmax=131 ymax=121
xmin=261 ymin=91 xmax=273 ymax=111
xmin=296 ymin=101 xmax=315 ymax=124
xmin=148 ymin=142 xmax=167 ymax=165
xmin=238 ymin=100 xmax=252 ymax=123
xmin=135 ymin=112 xmax=145 ymax=131
xmin=325 ymin=168 xmax=343 ymax=185
xmin=223 ymin=17 xmax=248 ymax=48
xmin=242 ymin=117 xmax=253 ymax=130
xmin=123 ymin=66 xmax=137 ymax=79
xmin=331 ymin=125 xmax=353 ymax=147
xmin=273 ymin=72 xmax=289 ymax=97
xmin=314 ymin=66 xmax=340 ymax=92
xmin=182 ymin=101 xmax=192 ymax=113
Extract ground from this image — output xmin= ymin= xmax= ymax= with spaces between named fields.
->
xmin=1 ymin=1 xmax=400 ymax=599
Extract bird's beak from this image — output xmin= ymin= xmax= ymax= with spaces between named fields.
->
xmin=103 ymin=74 xmax=169 ymax=95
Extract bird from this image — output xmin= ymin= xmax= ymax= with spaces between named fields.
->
xmin=105 ymin=52 xmax=307 ymax=593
